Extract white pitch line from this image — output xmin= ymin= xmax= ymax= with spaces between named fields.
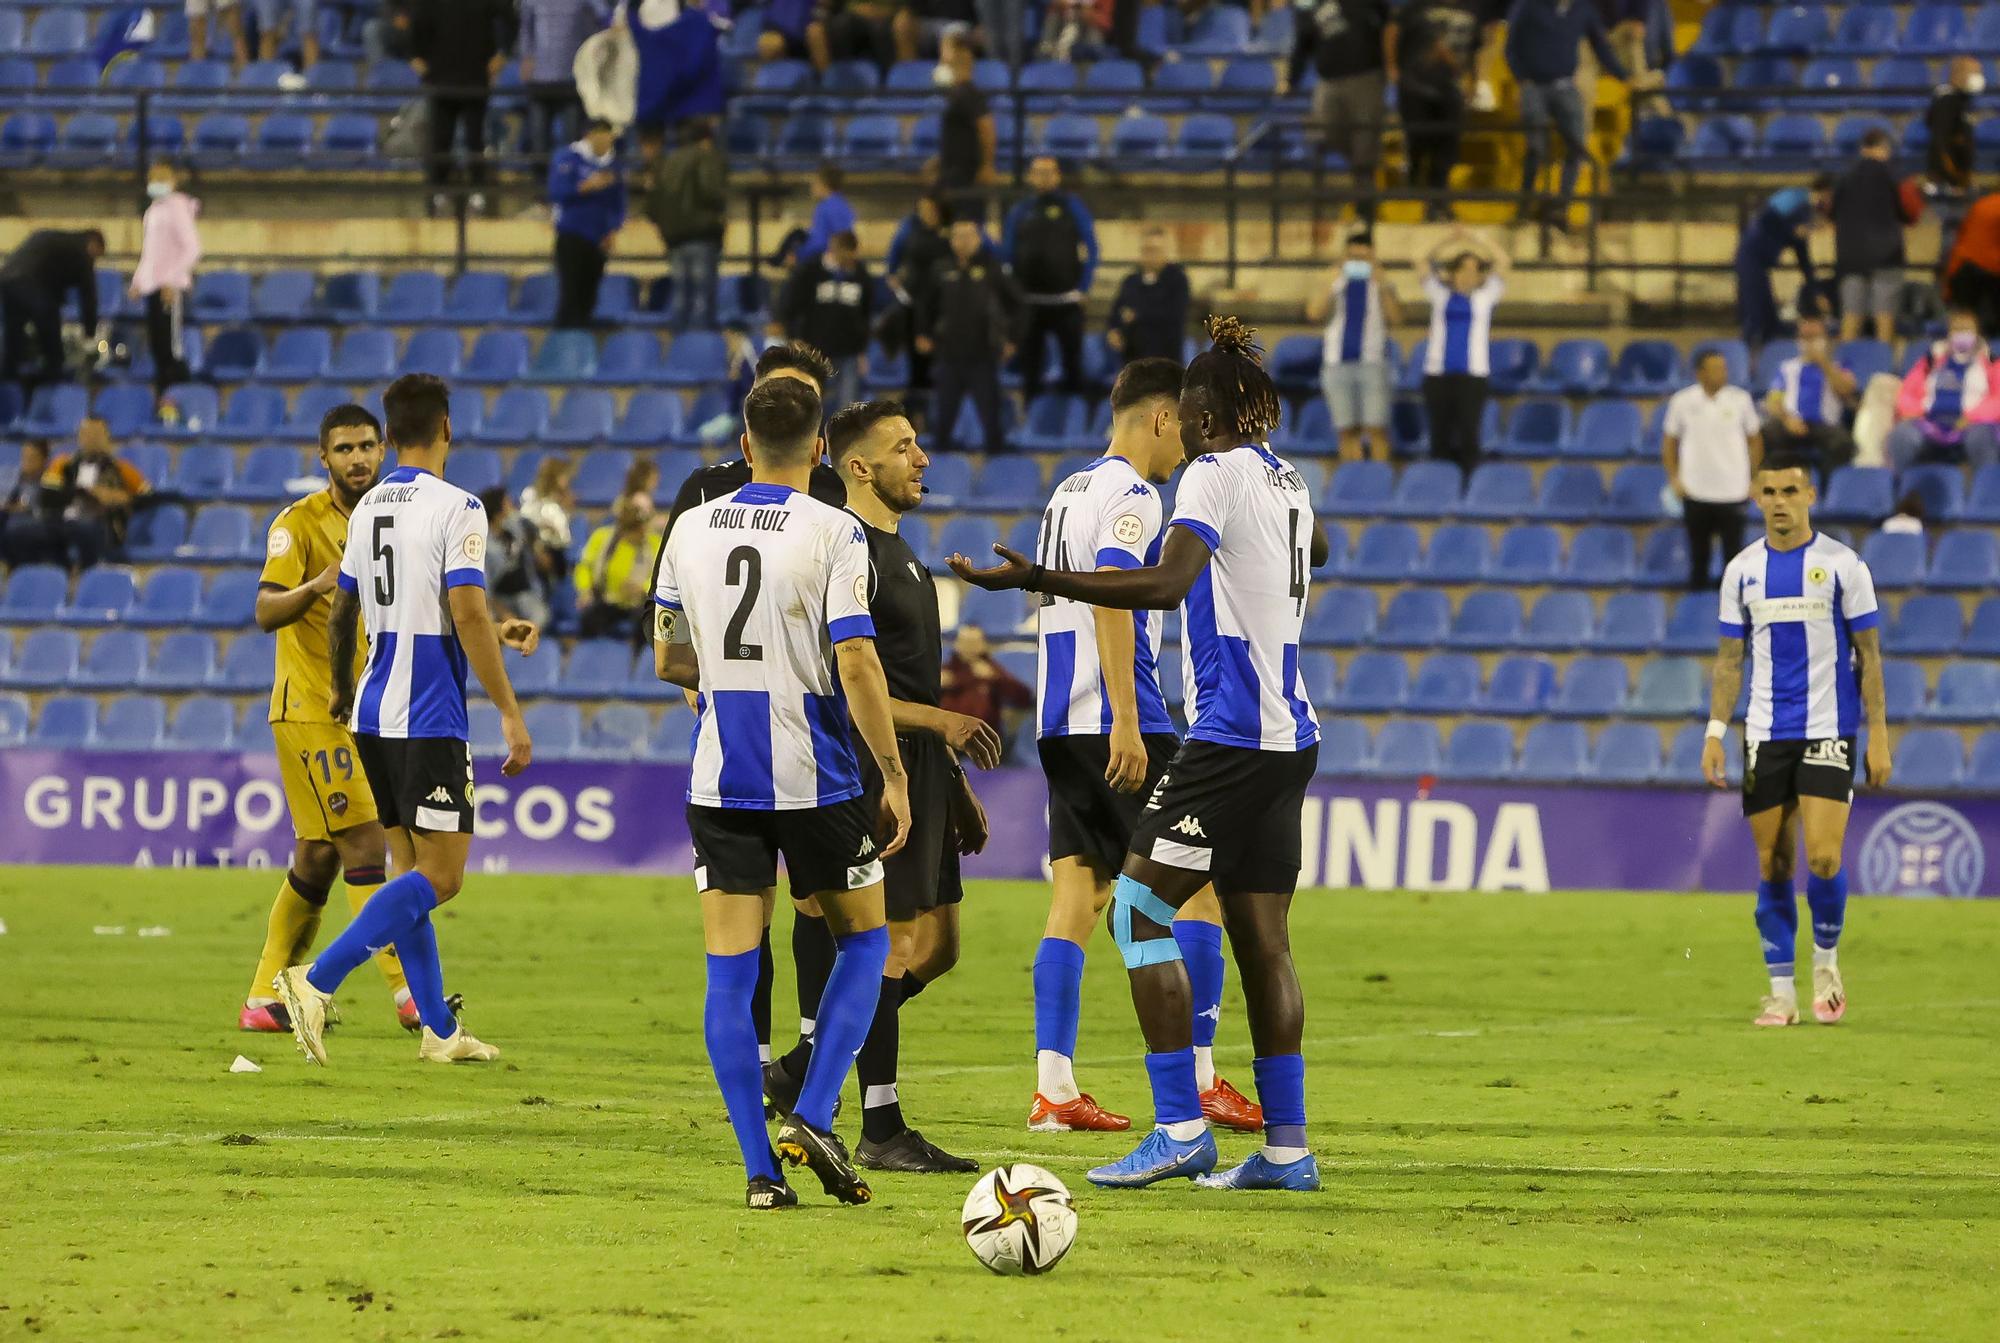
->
xmin=1000 ymin=1152 xmax=2000 ymax=1181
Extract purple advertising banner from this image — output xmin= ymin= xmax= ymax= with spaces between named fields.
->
xmin=0 ymin=749 xmax=1993 ymax=897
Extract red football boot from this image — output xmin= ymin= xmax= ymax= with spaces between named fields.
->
xmin=1200 ymin=1075 xmax=1264 ymax=1132
xmin=239 ymin=1001 xmax=290 ymax=1032
xmin=1028 ymin=1092 xmax=1133 ymax=1133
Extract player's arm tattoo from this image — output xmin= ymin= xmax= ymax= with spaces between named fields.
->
xmin=1707 ymin=637 xmax=1744 ymax=724
xmin=835 ymin=637 xmax=906 ymax=781
xmin=328 ymin=586 xmax=360 ymax=715
xmin=1851 ymin=625 xmax=1888 ymax=731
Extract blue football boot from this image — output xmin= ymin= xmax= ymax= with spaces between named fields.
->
xmin=1085 ymin=1126 xmax=1219 ymax=1188
xmin=1194 ymin=1151 xmax=1322 ymax=1192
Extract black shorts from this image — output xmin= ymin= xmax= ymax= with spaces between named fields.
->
xmin=859 ymin=729 xmax=963 ymax=922
xmin=1743 ymin=735 xmax=1857 ymax=816
xmin=688 ymin=795 xmax=883 ymax=900
xmin=1040 ymin=731 xmax=1183 ymax=873
xmin=1129 ymin=739 xmax=1320 ymax=896
xmin=354 ymin=734 xmax=475 ymax=834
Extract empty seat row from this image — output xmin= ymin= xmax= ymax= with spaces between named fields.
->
xmin=1687 ymin=7 xmax=2000 ymax=62
xmin=0 ymin=566 xmax=257 ymax=628
xmin=0 ymin=692 xmax=273 ymax=753
xmin=0 ymin=627 xmax=272 ymax=691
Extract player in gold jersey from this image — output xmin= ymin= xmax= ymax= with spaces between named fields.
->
xmin=240 ymin=405 xmax=415 ymax=1032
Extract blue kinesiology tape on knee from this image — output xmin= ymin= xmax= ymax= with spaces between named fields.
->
xmin=1111 ymin=875 xmax=1184 ymax=970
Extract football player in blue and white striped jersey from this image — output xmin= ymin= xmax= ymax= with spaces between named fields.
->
xmin=1705 ymin=453 xmax=1890 ymax=1029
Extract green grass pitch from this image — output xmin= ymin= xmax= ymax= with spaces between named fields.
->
xmin=2 ymin=866 xmax=1998 ymax=1341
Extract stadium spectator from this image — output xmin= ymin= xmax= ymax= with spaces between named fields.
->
xmin=519 ymin=454 xmax=576 ymax=595
xmin=1946 ymin=189 xmax=2000 ymax=336
xmin=1036 ymin=0 xmax=1102 ymax=60
xmin=0 ymin=440 xmax=59 ymax=568
xmin=0 ymin=228 xmax=104 ymax=393
xmin=1832 ymin=129 xmax=1912 ymax=345
xmin=1419 ymin=227 xmax=1508 ymax=478
xmin=1735 ymin=178 xmax=1832 ymax=353
xmin=1881 ymin=491 xmax=1926 ymax=538
xmin=798 ymin=165 xmax=858 ymax=266
xmin=614 ymin=458 xmax=661 ymax=524
xmin=519 ymin=0 xmax=599 ymax=164
xmin=1504 ymin=0 xmax=1644 ymax=230
xmin=643 ymin=120 xmax=726 ymax=331
xmin=1003 ymin=157 xmax=1099 ymax=399
xmin=1107 ymin=227 xmax=1192 ymax=367
xmin=1663 ymin=349 xmax=1763 ymax=590
xmin=1309 ymin=228 xmax=1402 ymax=462
xmin=549 ymin=119 xmax=626 ymax=330
xmin=481 ymin=485 xmax=552 ymax=628
xmin=911 ymin=3 xmax=986 ymax=61
xmin=1925 ymin=58 xmax=1984 ymax=261
xmin=886 ymin=193 xmax=957 ymax=397
xmin=1602 ymin=0 xmax=1670 ymax=115
xmin=777 ymin=231 xmax=874 ymax=411
xmin=1761 ymin=314 xmax=1858 ymax=473
xmin=1289 ymin=0 xmax=1393 ymax=224
xmin=697 ymin=321 xmax=760 ymax=442
xmin=757 ymin=0 xmax=816 ymax=62
xmin=575 ymin=497 xmax=655 ymax=644
xmin=188 ymin=0 xmax=250 ymax=67
xmin=1886 ymin=309 xmax=2000 ymax=472
xmin=42 ymin=415 xmax=149 ymax=570
xmin=1395 ymin=23 xmax=1466 ymax=221
xmin=919 ymin=219 xmax=1021 ymax=455
xmin=934 ymin=28 xmax=996 ymax=223
xmin=813 ymin=0 xmax=908 ymax=73
xmin=254 ymin=0 xmax=319 ymax=68
xmin=410 ymin=0 xmax=515 ymax=216
xmin=128 ymin=161 xmax=202 ymax=399
xmin=940 ymin=624 xmax=1033 ymax=736
xmin=631 ymin=0 xmax=725 ymax=130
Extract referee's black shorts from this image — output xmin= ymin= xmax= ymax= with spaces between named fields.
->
xmin=858 ymin=730 xmax=963 ymax=921
xmin=1039 ymin=731 xmax=1182 ymax=874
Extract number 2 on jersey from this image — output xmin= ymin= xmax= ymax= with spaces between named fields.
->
xmin=724 ymin=545 xmax=764 ymax=661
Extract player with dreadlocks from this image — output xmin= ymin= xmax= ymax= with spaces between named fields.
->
xmin=952 ymin=317 xmax=1330 ymax=1192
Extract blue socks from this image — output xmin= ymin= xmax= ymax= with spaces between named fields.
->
xmin=1253 ymin=1054 xmax=1308 ymax=1151
xmin=392 ymin=912 xmax=456 ymax=1038
xmin=308 ymin=871 xmax=437 ymax=995
xmin=794 ymin=925 xmax=889 ymax=1132
xmin=705 ymin=950 xmax=779 ymax=1182
xmin=1805 ymin=870 xmax=1847 ymax=951
xmin=1174 ymin=921 xmax=1225 ymax=1050
xmin=1032 ymin=937 xmax=1086 ymax=1056
xmin=1144 ymin=1048 xmax=1204 ymax=1127
xmin=1753 ymin=877 xmax=1797 ymax=975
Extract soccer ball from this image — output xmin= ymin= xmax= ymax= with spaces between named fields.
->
xmin=960 ymin=1164 xmax=1077 ymax=1276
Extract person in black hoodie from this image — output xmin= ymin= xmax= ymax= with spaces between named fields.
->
xmin=777 ymin=230 xmax=874 ymax=412
xmin=1397 ymin=31 xmax=1466 ymax=223
xmin=1290 ymin=0 xmax=1395 ymax=223
xmin=409 ymin=0 xmax=518 ymax=215
xmin=1001 ymin=157 xmax=1098 ymax=399
xmin=919 ymin=220 xmax=1022 ymax=455
xmin=0 ymin=228 xmax=103 ymax=391
xmin=1832 ymin=128 xmax=1913 ymax=345
xmin=886 ymin=193 xmax=957 ymax=398
xmin=1107 ymin=227 xmax=1191 ymax=365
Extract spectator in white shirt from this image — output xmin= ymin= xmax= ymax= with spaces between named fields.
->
xmin=1761 ymin=312 xmax=1858 ymax=474
xmin=1307 ymin=228 xmax=1403 ymax=462
xmin=1420 ymin=226 xmax=1509 ymax=477
xmin=1663 ymin=348 xmax=1763 ymax=590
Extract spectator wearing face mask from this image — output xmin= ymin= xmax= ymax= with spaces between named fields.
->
xmin=1886 ymin=307 xmax=2000 ymax=471
xmin=128 ymin=160 xmax=202 ymax=397
xmin=1309 ymin=228 xmax=1403 ymax=462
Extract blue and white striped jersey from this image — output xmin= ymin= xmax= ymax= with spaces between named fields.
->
xmin=1033 ymin=454 xmax=1175 ymax=739
xmin=1773 ymin=357 xmax=1849 ymax=426
xmin=656 ymin=483 xmax=876 ymax=810
xmin=1422 ymin=273 xmax=1503 ymax=377
xmin=1169 ymin=444 xmax=1321 ymax=753
xmin=337 ymin=465 xmax=486 ymax=741
xmin=1719 ymin=533 xmax=1880 ymax=743
xmin=1322 ymin=272 xmax=1389 ymax=366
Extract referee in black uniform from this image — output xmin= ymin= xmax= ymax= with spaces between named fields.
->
xmin=767 ymin=399 xmax=1002 ymax=1173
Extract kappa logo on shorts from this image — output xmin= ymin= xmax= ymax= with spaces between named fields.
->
xmin=426 ymin=786 xmax=455 ymax=805
xmin=1171 ymin=815 xmax=1207 ymax=839
xmin=856 ymin=834 xmax=877 ymax=858
xmin=1803 ymin=739 xmax=1850 ymax=769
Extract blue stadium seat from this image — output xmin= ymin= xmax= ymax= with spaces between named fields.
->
xmin=1378 ymin=589 xmax=1451 ymax=648
xmin=249 ymin=109 xmax=314 ymax=161
xmin=1610 ymin=340 xmax=1684 ymax=396
xmin=1518 ymin=591 xmax=1593 ymax=649
xmin=1592 ymin=592 xmax=1666 ymax=651
xmin=1527 ymin=338 xmax=1611 ymax=396
xmin=249 ymin=268 xmax=315 ymax=322
xmin=259 ymin=327 xmax=332 ymax=383
xmin=1437 ymin=589 xmax=1517 ymax=649
xmin=203 ymin=326 xmax=263 ymax=381
xmin=1272 ymin=336 xmax=1326 ymax=393
xmin=1015 ymin=395 xmax=1086 ymax=451
xmin=146 ymin=631 xmax=220 ymax=691
xmin=33 ymin=695 xmax=97 ymax=749
xmin=126 ymin=505 xmax=189 ymax=561
xmin=1535 ymin=463 xmax=1605 ymax=521
xmin=379 ymin=271 xmax=445 ymax=324
xmin=76 ymin=629 xmax=148 ymax=687
xmin=1109 ymin=114 xmax=1171 ymax=160
xmin=1860 ymin=530 xmax=1926 ymax=588
xmin=1475 ymin=655 xmax=1549 ymax=715
xmin=1369 ymin=719 xmax=1443 ymax=778
xmin=522 ymin=703 xmax=583 ymax=760
xmin=1212 ymin=58 xmax=1279 ymax=111
xmin=1407 ymin=653 xmax=1482 ymax=714
xmin=457 ymin=329 xmax=528 ymax=385
xmin=1417 ymin=524 xmax=1490 ymax=582
xmin=1458 ymin=463 xmax=1534 ymax=520
xmin=275 ymin=386 xmax=349 ymax=443
xmin=1492 ymin=525 xmax=1562 ymax=584
xmin=578 ymin=704 xmax=650 ymax=760
xmin=1337 ymin=651 xmax=1409 ymax=711
xmin=1562 ymin=525 xmax=1636 ymax=585
xmin=1665 ymin=722 xmax=1740 ymax=784
xmin=0 ymin=565 xmax=65 ymax=627
xmin=1830 ymin=7 xmax=1898 ymax=57
xmin=1280 ymin=399 xmax=1338 ymax=455
xmin=1624 ymin=115 xmax=1687 ymax=166
xmin=1762 ymin=4 xmax=1830 ymax=56
xmin=213 ymin=631 xmax=274 ymax=691
xmin=571 ymin=450 xmax=632 ymax=507
xmin=1963 ymin=597 xmax=2000 ymax=656
xmin=1514 ymin=721 xmax=1587 ymax=782
xmin=1549 ymin=657 xmax=1628 ymax=716
xmin=1591 ymin=722 xmax=1662 ymax=783
xmin=1604 ymin=463 xmax=1669 ymax=523
xmin=545 ymin=390 xmax=617 ymax=447
xmin=958 ymin=586 xmax=1029 ymax=635
xmin=1347 ymin=521 xmax=1421 ymax=581
xmin=1175 ymin=113 xmax=1236 ymax=163
xmin=398 ymin=327 xmax=462 ymax=379
xmin=1928 ymin=531 xmax=2000 ymax=589
xmin=1380 ymin=460 xmax=1457 ymax=518
xmin=319 ymin=113 xmax=379 ymax=160
xmin=1077 ymin=59 xmax=1146 ymax=112
xmin=196 ymin=570 xmax=262 ymax=628
xmin=1501 ymin=399 xmax=1570 ymax=458
xmin=215 ymin=386 xmax=287 ymax=442
xmin=661 ymin=331 xmax=726 ymax=386
xmin=1930 ymin=663 xmax=2000 ymax=722
xmin=1487 ymin=339 xmax=1539 ymax=395
xmin=1689 ymin=6 xmax=1762 ymax=57
xmin=230 ymin=444 xmax=304 ymax=502
xmin=1820 ymin=467 xmax=1894 ymax=522
xmin=189 ymin=112 xmax=250 ymax=162
xmin=1880 ymin=660 xmax=1928 ymax=721
xmin=1686 ymin=115 xmax=1756 ymax=162
xmin=1968 ymin=732 xmax=2000 ymax=790
xmin=1886 ymin=593 xmax=1961 ymax=654
xmin=1893 ymin=728 xmax=1964 ymax=789
xmin=1759 ymin=114 xmax=1826 ymax=162
xmin=1896 ymin=463 xmax=1965 ymax=522
xmin=443 ymin=446 xmax=502 ymax=495
xmin=610 ymin=390 xmax=685 ymax=447
xmin=166 ymin=695 xmax=236 ymax=749
xmin=328 ymin=328 xmax=397 ymax=382
xmin=1323 ymin=460 xmax=1394 ymax=516
xmin=0 ymin=112 xmax=57 ymax=167
xmin=19 ymin=384 xmax=89 ymax=438
xmin=645 ymin=704 xmax=696 ymax=764
xmin=443 ymin=271 xmax=511 ymax=324
xmin=1799 ymin=57 xmax=1862 ymax=93
xmin=1312 ymin=718 xmax=1370 ymax=776
xmin=562 ymin=641 xmax=635 ymax=699
xmin=1037 ymin=113 xmax=1100 ymax=160
xmin=1901 ymin=4 xmax=1966 ymax=56
xmin=1628 ymin=657 xmax=1705 ymax=717
xmin=594 ymin=329 xmax=664 ymax=385
xmin=4 ymin=627 xmax=80 ymax=688
xmin=1443 ymin=720 xmax=1515 ymax=780
xmin=1303 ymin=588 xmax=1376 ymax=646
xmin=58 ymin=569 xmax=136 ymax=625
xmin=95 ymin=695 xmax=167 ymax=751
xmin=26 ymin=10 xmax=90 ymax=59
xmin=470 ymin=388 xmax=551 ymax=444
xmin=973 ymin=458 xmax=1047 ymax=513
xmin=92 ymin=384 xmax=156 ymax=441
xmin=1566 ymin=399 xmax=1644 ymax=460
xmin=128 ymin=567 xmax=203 ymax=627
xmin=1149 ymin=59 xmax=1216 ymax=107
xmin=156 ymin=383 xmax=220 ymax=437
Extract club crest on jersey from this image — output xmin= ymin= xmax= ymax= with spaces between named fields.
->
xmin=1807 ymin=565 xmax=1828 ymax=586
xmin=328 ymin=792 xmax=348 ymax=816
xmin=462 ymin=532 xmax=485 ymax=564
xmin=267 ymin=528 xmax=292 ymax=557
xmin=1112 ymin=513 xmax=1145 ymax=545
xmin=855 ymin=573 xmax=871 ymax=606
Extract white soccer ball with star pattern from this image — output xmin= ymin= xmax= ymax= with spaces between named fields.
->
xmin=961 ymin=1164 xmax=1077 ymax=1276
